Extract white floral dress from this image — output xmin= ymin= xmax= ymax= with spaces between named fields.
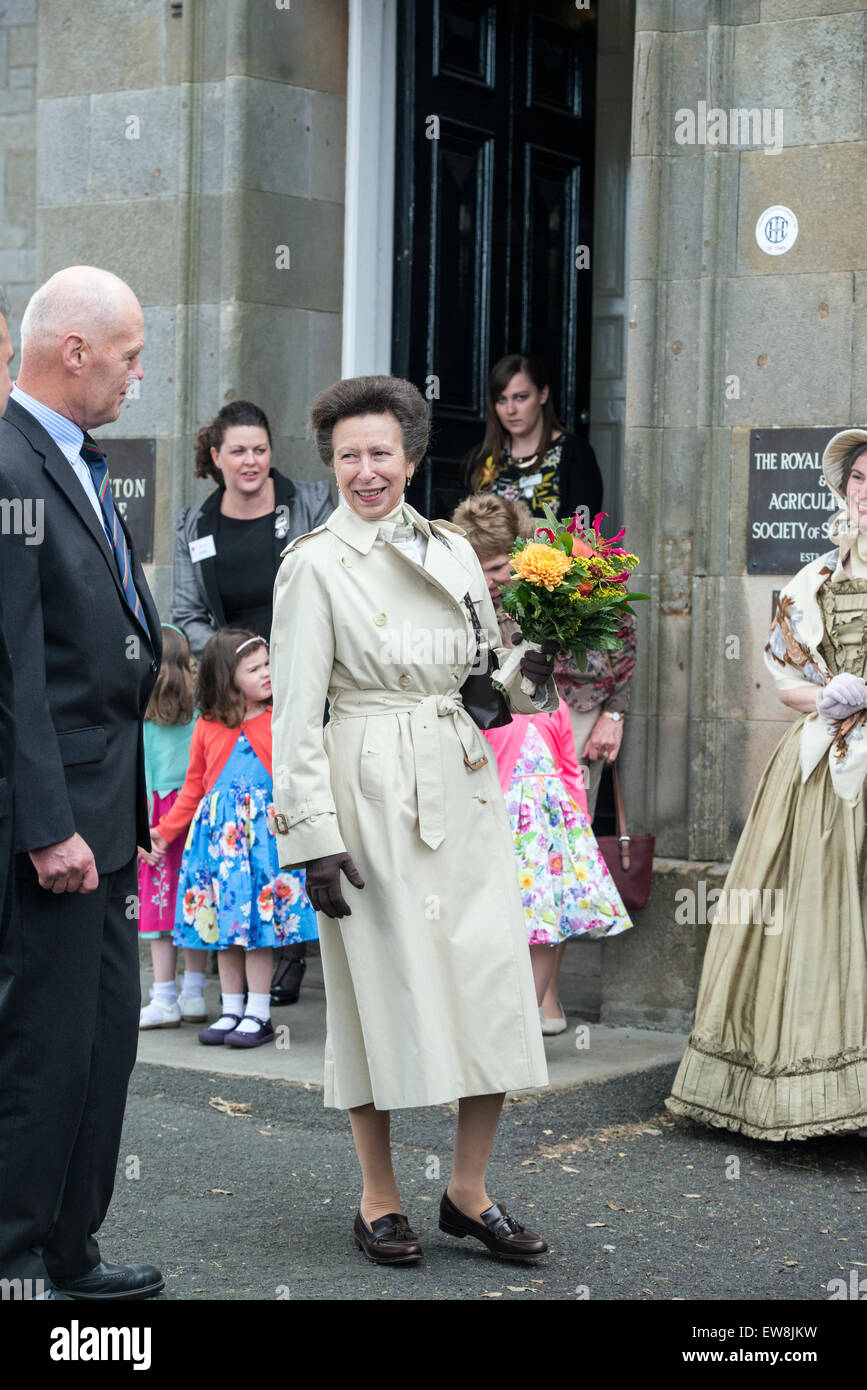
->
xmin=505 ymin=723 xmax=633 ymax=944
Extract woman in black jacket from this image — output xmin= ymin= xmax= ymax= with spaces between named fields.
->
xmin=464 ymin=353 xmax=602 ymax=524
xmin=171 ymin=400 xmax=334 ymax=1005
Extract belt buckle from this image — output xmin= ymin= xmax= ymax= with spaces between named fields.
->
xmin=463 ymin=752 xmax=488 ymax=771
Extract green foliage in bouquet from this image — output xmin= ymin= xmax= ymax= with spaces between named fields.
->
xmin=501 ymin=502 xmax=649 ymax=671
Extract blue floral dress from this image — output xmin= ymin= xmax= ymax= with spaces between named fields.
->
xmin=172 ymin=734 xmax=318 ymax=950
xmin=505 ymin=723 xmax=633 ymax=945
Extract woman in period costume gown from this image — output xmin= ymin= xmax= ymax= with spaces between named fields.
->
xmin=666 ymin=429 xmax=867 ymax=1141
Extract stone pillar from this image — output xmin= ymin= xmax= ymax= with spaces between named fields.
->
xmin=34 ymin=0 xmax=346 ymax=614
xmin=603 ymin=0 xmax=867 ymax=1029
xmin=0 ymin=0 xmax=37 ymax=334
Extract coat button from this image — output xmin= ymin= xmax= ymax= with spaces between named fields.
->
xmin=340 ymin=554 xmax=353 ymax=567
xmin=150 ymin=659 xmax=159 ymax=675
xmin=451 ymin=667 xmax=461 ymax=680
xmin=398 ymin=673 xmax=412 ymax=689
xmin=373 ymin=613 xmax=387 ymax=626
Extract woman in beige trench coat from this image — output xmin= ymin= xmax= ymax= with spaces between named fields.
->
xmin=269 ymin=376 xmax=560 ymax=1265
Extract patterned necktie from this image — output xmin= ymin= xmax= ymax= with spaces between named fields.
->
xmin=80 ymin=439 xmax=150 ymax=639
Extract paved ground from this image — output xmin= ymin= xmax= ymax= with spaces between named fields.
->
xmin=137 ymin=960 xmax=689 ymax=1089
xmin=104 ymin=1045 xmax=867 ymax=1303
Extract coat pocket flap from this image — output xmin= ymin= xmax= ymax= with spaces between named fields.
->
xmin=359 ymin=715 xmax=391 ymax=801
xmin=56 ymin=725 xmax=107 ymax=766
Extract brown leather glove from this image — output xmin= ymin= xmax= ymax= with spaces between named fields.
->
xmin=305 ymin=852 xmax=365 ymax=919
xmin=518 ymin=638 xmax=559 ymax=685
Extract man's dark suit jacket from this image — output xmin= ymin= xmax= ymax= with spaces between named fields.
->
xmin=0 ymin=589 xmax=14 ymax=940
xmin=0 ymin=398 xmax=161 ymax=876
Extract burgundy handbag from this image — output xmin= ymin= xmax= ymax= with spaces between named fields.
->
xmin=596 ymin=763 xmax=654 ymax=912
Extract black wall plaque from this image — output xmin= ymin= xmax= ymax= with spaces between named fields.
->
xmin=102 ymin=438 xmax=156 ymax=564
xmin=747 ymin=427 xmax=842 ymax=575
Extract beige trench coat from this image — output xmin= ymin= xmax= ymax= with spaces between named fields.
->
xmin=270 ymin=501 xmax=555 ymax=1110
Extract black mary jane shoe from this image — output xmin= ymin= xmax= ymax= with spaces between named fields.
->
xmin=353 ymin=1211 xmax=423 ymax=1265
xmin=439 ymin=1190 xmax=548 ymax=1261
xmin=270 ymin=954 xmax=306 ymax=1006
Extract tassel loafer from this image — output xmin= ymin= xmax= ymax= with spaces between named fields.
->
xmin=439 ymin=1191 xmax=548 ymax=1260
xmin=353 ymin=1211 xmax=422 ymax=1264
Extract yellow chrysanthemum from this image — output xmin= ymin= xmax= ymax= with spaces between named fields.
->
xmin=511 ymin=543 xmax=573 ymax=591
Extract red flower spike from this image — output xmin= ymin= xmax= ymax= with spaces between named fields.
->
xmin=536 ymin=527 xmax=556 ymax=543
xmin=591 ymin=511 xmax=607 ymax=536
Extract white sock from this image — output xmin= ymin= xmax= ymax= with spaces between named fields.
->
xmin=210 ymin=992 xmax=244 ymax=1030
xmin=153 ymin=980 xmax=178 ymax=1005
xmin=234 ymin=993 xmax=272 ymax=1034
xmin=182 ymin=971 xmax=206 ymax=998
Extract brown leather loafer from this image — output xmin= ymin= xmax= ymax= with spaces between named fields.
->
xmin=439 ymin=1190 xmax=548 ymax=1260
xmin=353 ymin=1211 xmax=422 ymax=1264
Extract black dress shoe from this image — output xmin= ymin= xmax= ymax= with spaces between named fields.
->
xmin=36 ymin=1288 xmax=73 ymax=1299
xmin=53 ymin=1261 xmax=164 ymax=1300
xmin=439 ymin=1191 xmax=548 ymax=1260
xmin=271 ymin=954 xmax=306 ymax=1006
xmin=353 ymin=1211 xmax=422 ymax=1265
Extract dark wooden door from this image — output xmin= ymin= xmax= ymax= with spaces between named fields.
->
xmin=393 ymin=0 xmax=597 ymax=519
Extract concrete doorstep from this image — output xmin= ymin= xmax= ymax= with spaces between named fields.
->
xmin=136 ymin=956 xmax=689 ymax=1092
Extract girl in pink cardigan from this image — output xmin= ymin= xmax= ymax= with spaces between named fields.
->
xmin=453 ymin=496 xmax=632 ymax=1029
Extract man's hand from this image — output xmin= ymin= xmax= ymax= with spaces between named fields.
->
xmin=305 ymin=852 xmax=365 ymax=918
xmin=29 ymin=833 xmax=99 ymax=894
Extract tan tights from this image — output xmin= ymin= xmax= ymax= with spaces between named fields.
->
xmin=349 ymin=1091 xmax=505 ymax=1227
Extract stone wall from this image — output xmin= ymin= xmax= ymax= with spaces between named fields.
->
xmin=0 ymin=1 xmax=36 ymax=333
xmin=609 ymin=0 xmax=867 ymax=1029
xmin=33 ymin=0 xmax=346 ymax=615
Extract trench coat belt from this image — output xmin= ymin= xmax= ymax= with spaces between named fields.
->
xmin=327 ymin=688 xmax=489 ymax=851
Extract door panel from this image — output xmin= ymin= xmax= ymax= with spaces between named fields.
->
xmin=394 ymin=0 xmax=597 ymax=520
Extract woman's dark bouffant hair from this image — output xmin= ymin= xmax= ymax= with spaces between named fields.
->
xmin=308 ymin=375 xmax=430 ymax=467
xmin=196 ymin=628 xmax=270 ymax=729
xmin=194 ymin=401 xmax=272 ymax=486
xmin=145 ymin=625 xmax=195 ymax=726
xmin=465 ymin=353 xmax=565 ymax=493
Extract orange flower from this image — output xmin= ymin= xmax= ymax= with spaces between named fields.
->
xmin=570 ymin=535 xmax=597 ymax=559
xmin=511 ymin=542 xmax=573 ymax=591
xmin=577 ymin=580 xmax=594 ymax=596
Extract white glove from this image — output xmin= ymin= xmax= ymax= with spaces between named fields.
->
xmin=816 ymin=673 xmax=867 ymax=722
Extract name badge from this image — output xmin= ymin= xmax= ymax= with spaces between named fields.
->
xmin=189 ymin=534 xmax=216 ymax=563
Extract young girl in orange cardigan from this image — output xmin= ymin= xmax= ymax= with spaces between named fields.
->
xmin=149 ymin=628 xmax=318 ymax=1048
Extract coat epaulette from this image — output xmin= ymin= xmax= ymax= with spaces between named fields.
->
xmin=280 ymin=522 xmax=330 ymax=559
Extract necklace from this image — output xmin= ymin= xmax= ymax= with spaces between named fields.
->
xmin=511 ymin=453 xmax=539 ymax=472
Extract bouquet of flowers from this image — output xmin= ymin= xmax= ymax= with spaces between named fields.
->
xmin=501 ymin=503 xmax=649 ymax=692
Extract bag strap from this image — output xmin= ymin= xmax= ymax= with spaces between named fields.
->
xmin=610 ymin=762 xmax=631 ymax=870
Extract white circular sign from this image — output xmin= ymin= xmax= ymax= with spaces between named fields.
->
xmin=755 ymin=205 xmax=798 ymax=256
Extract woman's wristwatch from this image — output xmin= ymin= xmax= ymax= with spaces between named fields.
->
xmin=601 ymin=710 xmax=623 ymax=722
